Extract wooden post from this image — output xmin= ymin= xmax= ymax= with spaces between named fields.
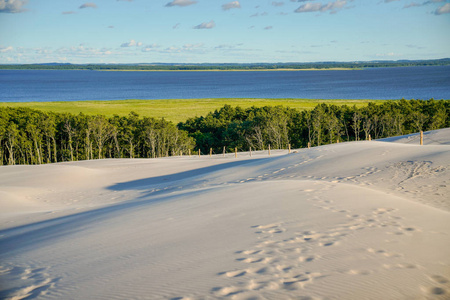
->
xmin=368 ymin=134 xmax=371 ymax=141
xmin=210 ymin=148 xmax=212 ymax=157
xmin=250 ymin=147 xmax=252 ymax=157
xmin=420 ymin=131 xmax=423 ymax=145
xmin=308 ymin=142 xmax=311 ymax=149
xmin=268 ymin=144 xmax=271 ymax=156
xmin=189 ymin=149 xmax=191 ymax=157
xmin=223 ymin=146 xmax=225 ymax=157
xmin=180 ymin=151 xmax=183 ymax=157
xmin=288 ymin=144 xmax=291 ymax=153
xmin=337 ymin=139 xmax=339 ymax=144
xmin=198 ymin=149 xmax=200 ymax=157
xmin=235 ymin=147 xmax=237 ymax=158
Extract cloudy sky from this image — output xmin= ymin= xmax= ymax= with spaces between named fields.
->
xmin=0 ymin=0 xmax=449 ymax=64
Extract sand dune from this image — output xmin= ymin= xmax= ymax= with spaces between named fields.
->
xmin=1 ymin=129 xmax=449 ymax=300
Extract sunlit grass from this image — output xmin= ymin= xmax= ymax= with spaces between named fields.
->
xmin=0 ymin=98 xmax=384 ymax=124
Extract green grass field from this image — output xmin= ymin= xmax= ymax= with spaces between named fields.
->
xmin=0 ymin=98 xmax=383 ymax=124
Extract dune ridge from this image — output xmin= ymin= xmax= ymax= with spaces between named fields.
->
xmin=0 ymin=129 xmax=449 ymax=299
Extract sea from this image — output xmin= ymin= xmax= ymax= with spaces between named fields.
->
xmin=0 ymin=66 xmax=449 ymax=102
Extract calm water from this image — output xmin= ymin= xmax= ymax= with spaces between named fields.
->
xmin=1 ymin=66 xmax=449 ymax=102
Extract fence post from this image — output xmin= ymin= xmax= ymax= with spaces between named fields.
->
xmin=223 ymin=146 xmax=225 ymax=157
xmin=368 ymin=134 xmax=371 ymax=141
xmin=250 ymin=147 xmax=252 ymax=157
xmin=308 ymin=142 xmax=311 ymax=149
xmin=288 ymin=144 xmax=291 ymax=153
xmin=235 ymin=147 xmax=237 ymax=158
xmin=210 ymin=148 xmax=212 ymax=157
xmin=198 ymin=149 xmax=200 ymax=157
xmin=180 ymin=150 xmax=183 ymax=157
xmin=189 ymin=149 xmax=191 ymax=157
xmin=268 ymin=144 xmax=271 ymax=156
xmin=420 ymin=131 xmax=423 ymax=145
xmin=337 ymin=139 xmax=339 ymax=143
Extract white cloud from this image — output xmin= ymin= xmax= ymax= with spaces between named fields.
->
xmin=375 ymin=52 xmax=398 ymax=57
xmin=406 ymin=44 xmax=425 ymax=49
xmin=384 ymin=0 xmax=400 ymax=3
xmin=62 ymin=11 xmax=77 ymax=15
xmin=295 ymin=0 xmax=348 ymax=13
xmin=120 ymin=40 xmax=142 ymax=47
xmin=0 ymin=46 xmax=13 ymax=53
xmin=404 ymin=2 xmax=422 ymax=8
xmin=165 ymin=0 xmax=197 ymax=7
xmin=251 ymin=12 xmax=268 ymax=17
xmin=193 ymin=20 xmax=215 ymax=29
xmin=403 ymin=0 xmax=447 ymax=9
xmin=0 ymin=0 xmax=28 ymax=13
xmin=79 ymin=3 xmax=97 ymax=9
xmin=435 ymin=3 xmax=450 ymax=14
xmin=183 ymin=43 xmax=203 ymax=50
xmin=158 ymin=44 xmax=204 ymax=54
xmin=141 ymin=44 xmax=160 ymax=52
xmin=55 ymin=46 xmax=113 ymax=57
xmin=215 ymin=44 xmax=241 ymax=49
xmin=272 ymin=2 xmax=284 ymax=6
xmin=222 ymin=1 xmax=241 ymax=10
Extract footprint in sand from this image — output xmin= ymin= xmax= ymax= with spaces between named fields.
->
xmin=367 ymin=248 xmax=403 ymax=258
xmin=345 ymin=269 xmax=374 ymax=275
xmin=430 ymin=275 xmax=449 ymax=284
xmin=219 ymin=269 xmax=249 ymax=278
xmin=212 ymin=285 xmax=244 ymax=297
xmin=421 ymin=286 xmax=447 ymax=297
xmin=0 ymin=265 xmax=58 ymax=300
xmin=320 ymin=241 xmax=338 ymax=247
xmin=298 ymin=255 xmax=318 ymax=263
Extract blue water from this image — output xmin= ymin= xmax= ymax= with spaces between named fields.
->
xmin=0 ymin=66 xmax=449 ymax=102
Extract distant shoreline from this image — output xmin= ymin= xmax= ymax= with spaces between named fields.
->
xmin=1 ymin=58 xmax=448 ymax=71
xmin=96 ymin=67 xmax=359 ymax=72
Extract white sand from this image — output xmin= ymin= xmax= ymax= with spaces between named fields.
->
xmin=1 ymin=128 xmax=449 ymax=300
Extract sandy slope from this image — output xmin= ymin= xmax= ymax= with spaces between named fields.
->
xmin=0 ymin=129 xmax=449 ymax=300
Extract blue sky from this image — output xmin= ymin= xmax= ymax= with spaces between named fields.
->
xmin=0 ymin=0 xmax=449 ymax=63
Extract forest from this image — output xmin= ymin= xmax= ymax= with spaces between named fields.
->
xmin=0 ymin=99 xmax=448 ymax=165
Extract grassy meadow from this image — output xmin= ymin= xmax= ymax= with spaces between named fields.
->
xmin=0 ymin=98 xmax=382 ymax=124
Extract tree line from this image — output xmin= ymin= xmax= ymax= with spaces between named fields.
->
xmin=0 ymin=99 xmax=448 ymax=165
xmin=0 ymin=109 xmax=194 ymax=165
xmin=179 ymin=99 xmax=449 ymax=154
xmin=1 ymin=59 xmax=449 ymax=71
